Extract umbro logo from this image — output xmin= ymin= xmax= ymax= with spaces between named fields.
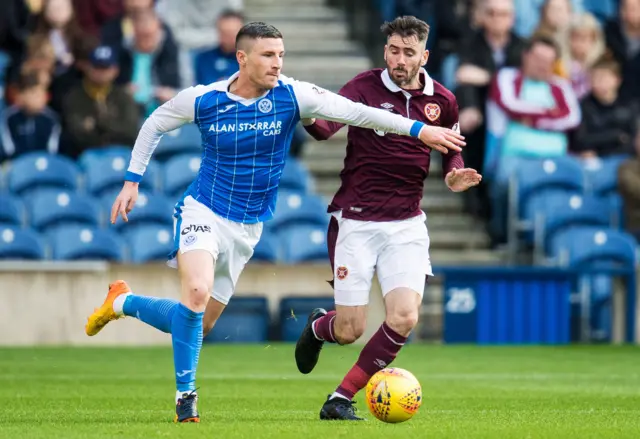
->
xmin=219 ymin=104 xmax=235 ymax=113
xmin=380 ymin=102 xmax=394 ymax=109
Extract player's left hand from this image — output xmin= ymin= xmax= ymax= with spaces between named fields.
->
xmin=445 ymin=168 xmax=482 ymax=192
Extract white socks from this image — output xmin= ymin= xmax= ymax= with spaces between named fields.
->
xmin=112 ymin=293 xmax=131 ymax=316
xmin=176 ymin=390 xmax=197 ymax=403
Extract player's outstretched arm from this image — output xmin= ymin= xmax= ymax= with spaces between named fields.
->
xmin=301 ymin=117 xmax=345 ymax=141
xmin=290 ymin=80 xmax=465 ymax=154
xmin=111 ymin=86 xmax=202 ymax=224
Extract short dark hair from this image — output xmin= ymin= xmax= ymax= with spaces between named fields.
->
xmin=218 ymin=8 xmax=245 ymax=23
xmin=16 ymin=71 xmax=43 ymax=92
xmin=235 ymin=21 xmax=283 ymax=50
xmin=525 ymin=34 xmax=561 ymax=59
xmin=380 ymin=16 xmax=430 ymax=43
xmin=591 ymin=54 xmax=621 ymax=76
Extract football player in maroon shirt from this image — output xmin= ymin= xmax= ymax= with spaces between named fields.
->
xmin=294 ymin=15 xmax=482 ymax=421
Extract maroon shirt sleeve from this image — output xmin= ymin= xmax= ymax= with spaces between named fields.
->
xmin=440 ymin=93 xmax=465 ymax=177
xmin=303 ymin=79 xmax=362 ymax=141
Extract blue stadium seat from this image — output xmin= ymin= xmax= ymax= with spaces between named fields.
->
xmin=28 ymin=189 xmax=102 ymax=232
xmin=282 ymin=224 xmax=328 ymax=263
xmin=582 ymin=155 xmax=630 ymax=196
xmin=0 ymin=226 xmax=45 ymax=260
xmin=163 ymin=154 xmax=201 ymax=197
xmin=77 ymin=146 xmax=132 ymax=170
xmin=279 ymin=159 xmax=311 ymax=193
xmin=127 ymin=225 xmax=174 ymax=263
xmin=101 ymin=191 xmax=174 ymax=232
xmin=205 ymin=297 xmax=269 ymax=343
xmin=252 ymin=230 xmax=280 ymax=263
xmin=154 ymin=124 xmax=202 ymax=161
xmin=0 ymin=194 xmax=24 ymax=226
xmin=526 ymin=192 xmax=612 ymax=260
xmin=85 ymin=155 xmax=160 ymax=196
xmin=279 ymin=297 xmax=334 ymax=342
xmin=270 ymin=192 xmax=328 ymax=232
xmin=7 ymin=153 xmax=81 ymax=196
xmin=549 ymin=226 xmax=637 ymax=269
xmin=51 ymin=226 xmax=125 ymax=261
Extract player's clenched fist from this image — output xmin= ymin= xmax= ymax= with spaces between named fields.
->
xmin=110 ymin=181 xmax=139 ymax=224
xmin=418 ymin=125 xmax=466 ymax=154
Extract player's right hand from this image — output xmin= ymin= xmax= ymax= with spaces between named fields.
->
xmin=110 ymin=181 xmax=139 ymax=224
xmin=418 ymin=125 xmax=466 ymax=154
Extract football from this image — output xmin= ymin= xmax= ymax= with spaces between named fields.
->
xmin=364 ymin=367 xmax=422 ymax=423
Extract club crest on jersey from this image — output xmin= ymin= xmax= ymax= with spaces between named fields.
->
xmin=336 ymin=266 xmax=349 ymax=280
xmin=258 ymin=98 xmax=273 ymax=113
xmin=424 ymin=103 xmax=441 ymax=122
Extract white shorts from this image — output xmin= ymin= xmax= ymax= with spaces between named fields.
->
xmin=168 ymin=195 xmax=262 ymax=305
xmin=328 ymin=211 xmax=433 ymax=306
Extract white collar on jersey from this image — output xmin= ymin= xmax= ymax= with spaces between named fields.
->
xmin=381 ymin=67 xmax=434 ymax=96
xmin=220 ymin=71 xmax=274 ymax=106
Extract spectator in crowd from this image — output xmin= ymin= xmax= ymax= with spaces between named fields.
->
xmin=72 ymin=0 xmax=124 ymax=37
xmin=573 ymin=57 xmax=639 ymax=158
xmin=61 ymin=45 xmax=139 ymax=158
xmin=101 ymin=0 xmax=156 ymax=48
xmin=455 ymin=0 xmax=525 ymax=218
xmin=0 ymin=71 xmax=60 ymax=163
xmin=567 ymin=12 xmax=605 ymax=99
xmin=513 ymin=0 xmax=582 ymax=38
xmin=605 ymin=0 xmax=640 ymax=102
xmin=31 ymin=0 xmax=85 ymax=77
xmin=0 ymin=0 xmax=34 ymax=69
xmin=4 ymin=34 xmax=55 ymax=104
xmin=533 ymin=0 xmax=574 ymax=78
xmin=618 ymin=135 xmax=640 ymax=241
xmin=49 ymin=35 xmax=100 ymax=114
xmin=117 ymin=8 xmax=179 ymax=116
xmin=485 ymin=35 xmax=581 ymax=244
xmin=194 ymin=9 xmax=244 ymax=85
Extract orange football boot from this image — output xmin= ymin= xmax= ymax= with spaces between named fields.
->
xmin=85 ymin=280 xmax=131 ymax=336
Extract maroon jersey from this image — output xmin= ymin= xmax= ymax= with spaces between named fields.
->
xmin=304 ymin=68 xmax=464 ymax=221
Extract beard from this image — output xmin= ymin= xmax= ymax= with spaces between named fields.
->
xmin=389 ymin=65 xmax=421 ymax=87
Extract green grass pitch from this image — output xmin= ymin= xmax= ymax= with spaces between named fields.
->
xmin=1 ymin=344 xmax=639 ymax=438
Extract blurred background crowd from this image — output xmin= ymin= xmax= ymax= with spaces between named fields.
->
xmin=0 ymin=0 xmax=639 ymax=259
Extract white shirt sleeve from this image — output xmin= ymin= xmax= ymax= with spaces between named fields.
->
xmin=126 ymin=85 xmax=209 ymax=180
xmin=288 ymin=78 xmax=424 ymax=137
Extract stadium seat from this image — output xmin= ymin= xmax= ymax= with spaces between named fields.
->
xmin=51 ymin=226 xmax=125 ymax=261
xmin=205 ymin=297 xmax=269 ymax=343
xmin=269 ymin=192 xmax=329 ymax=232
xmin=525 ymin=192 xmax=612 ymax=261
xmin=279 ymin=159 xmax=311 ymax=193
xmin=163 ymin=154 xmax=201 ymax=197
xmin=101 ymin=191 xmax=174 ymax=232
xmin=127 ymin=225 xmax=174 ymax=263
xmin=0 ymin=194 xmax=24 ymax=226
xmin=282 ymin=224 xmax=328 ymax=264
xmin=0 ymin=226 xmax=45 ymax=260
xmin=6 ymin=152 xmax=81 ymax=196
xmin=84 ymin=155 xmax=160 ymax=196
xmin=549 ymin=226 xmax=637 ymax=269
xmin=582 ymin=155 xmax=630 ymax=196
xmin=251 ymin=230 xmax=280 ymax=263
xmin=279 ymin=296 xmax=334 ymax=342
xmin=77 ymin=145 xmax=132 ymax=170
xmin=28 ymin=189 xmax=102 ymax=233
xmin=154 ymin=124 xmax=202 ymax=161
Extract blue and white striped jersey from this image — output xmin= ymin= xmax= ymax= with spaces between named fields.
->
xmin=126 ymin=72 xmax=425 ymax=224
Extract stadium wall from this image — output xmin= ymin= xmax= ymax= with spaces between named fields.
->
xmin=0 ymin=262 xmax=387 ymax=346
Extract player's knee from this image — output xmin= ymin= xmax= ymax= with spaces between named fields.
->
xmin=386 ymin=309 xmax=419 ymax=336
xmin=183 ymin=279 xmax=210 ymax=310
xmin=334 ymin=317 xmax=366 ymax=345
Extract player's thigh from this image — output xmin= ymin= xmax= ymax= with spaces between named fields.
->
xmin=334 ymin=304 xmax=368 ymax=344
xmin=331 ymin=216 xmax=378 ymax=307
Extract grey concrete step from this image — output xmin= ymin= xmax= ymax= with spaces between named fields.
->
xmin=429 ymin=229 xmax=490 ymax=250
xmin=263 ymin=21 xmax=348 ymax=40
xmin=283 ymin=38 xmax=360 ymax=55
xmin=246 ymin=0 xmax=327 ymax=6
xmin=248 ymin=6 xmax=343 ymax=21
